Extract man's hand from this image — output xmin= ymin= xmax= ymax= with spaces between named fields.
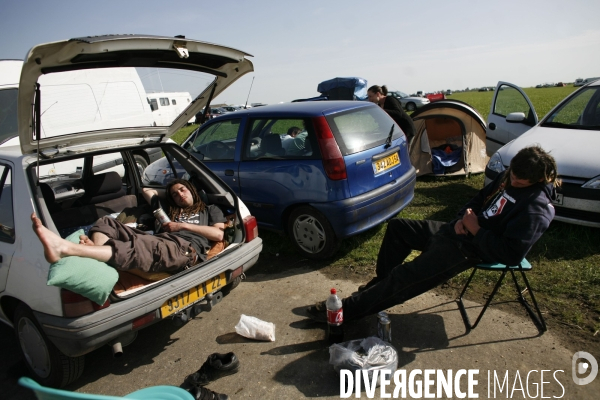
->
xmin=454 ymin=219 xmax=468 ymax=235
xmin=161 ymin=222 xmax=185 ymax=233
xmin=462 ymin=208 xmax=480 ymax=236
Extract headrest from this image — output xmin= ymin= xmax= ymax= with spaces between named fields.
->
xmin=85 ymin=172 xmax=122 ymax=196
xmin=80 ymin=171 xmax=126 ymax=205
xmin=261 ymin=134 xmax=284 ymax=154
xmin=39 ymin=183 xmax=55 ymax=205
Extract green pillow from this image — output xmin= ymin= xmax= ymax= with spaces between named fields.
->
xmin=47 ymin=229 xmax=119 ymax=305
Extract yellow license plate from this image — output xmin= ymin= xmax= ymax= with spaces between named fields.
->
xmin=373 ymin=152 xmax=400 ymax=174
xmin=160 ymin=272 xmax=227 ymax=318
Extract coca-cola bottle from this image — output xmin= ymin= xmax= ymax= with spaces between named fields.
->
xmin=326 ymin=288 xmax=344 ymax=344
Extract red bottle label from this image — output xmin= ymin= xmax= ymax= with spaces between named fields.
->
xmin=327 ymin=308 xmax=343 ymax=325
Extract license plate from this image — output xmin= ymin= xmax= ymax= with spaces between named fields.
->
xmin=373 ymin=152 xmax=400 ymax=174
xmin=552 ymin=193 xmax=563 ymax=205
xmin=160 ymin=272 xmax=227 ymax=318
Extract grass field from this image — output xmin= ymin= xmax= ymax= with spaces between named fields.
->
xmin=447 ymin=85 xmax=577 ymax=121
xmin=172 ymin=85 xmax=599 ymax=342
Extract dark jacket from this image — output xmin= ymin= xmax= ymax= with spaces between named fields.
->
xmin=447 ymin=172 xmax=556 ymax=265
xmin=383 ymin=96 xmax=416 ymax=144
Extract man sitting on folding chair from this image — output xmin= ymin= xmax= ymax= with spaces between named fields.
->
xmin=307 ymin=145 xmax=559 ymax=326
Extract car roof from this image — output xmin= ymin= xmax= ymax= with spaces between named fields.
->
xmin=227 ymin=100 xmax=374 ymax=117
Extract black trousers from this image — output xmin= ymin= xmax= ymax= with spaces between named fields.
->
xmin=343 ymin=218 xmax=481 ymax=321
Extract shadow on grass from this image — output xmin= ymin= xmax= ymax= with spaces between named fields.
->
xmin=529 ymin=220 xmax=600 ymax=261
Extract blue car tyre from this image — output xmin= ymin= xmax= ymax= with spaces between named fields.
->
xmin=288 ymin=206 xmax=339 ymax=259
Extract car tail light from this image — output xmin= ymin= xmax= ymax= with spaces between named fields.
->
xmin=312 ymin=116 xmax=347 ymax=180
xmin=132 ymin=312 xmax=157 ymax=330
xmin=61 ymin=289 xmax=110 ymax=318
xmin=243 ymin=215 xmax=258 ymax=242
xmin=231 ymin=266 xmax=243 ymax=280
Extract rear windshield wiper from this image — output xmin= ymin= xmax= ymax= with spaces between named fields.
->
xmin=384 ymin=124 xmax=394 ymax=148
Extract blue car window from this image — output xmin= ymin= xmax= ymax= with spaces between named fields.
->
xmin=244 ymin=118 xmax=315 ymax=159
xmin=192 ymin=119 xmax=241 ymax=161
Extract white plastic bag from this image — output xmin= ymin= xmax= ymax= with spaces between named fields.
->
xmin=329 ymin=337 xmax=398 ymax=386
xmin=235 ymin=314 xmax=276 ymax=341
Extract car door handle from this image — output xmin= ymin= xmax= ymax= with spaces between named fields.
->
xmin=489 ymin=123 xmax=496 ymax=130
xmin=225 ymin=169 xmax=234 ymax=176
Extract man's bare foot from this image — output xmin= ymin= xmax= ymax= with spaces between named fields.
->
xmin=79 ymin=235 xmax=95 ymax=246
xmin=31 ymin=212 xmax=68 ymax=263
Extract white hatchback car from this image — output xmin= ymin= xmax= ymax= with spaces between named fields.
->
xmin=485 ymin=80 xmax=600 ymax=227
xmin=0 ymin=35 xmax=262 ymax=387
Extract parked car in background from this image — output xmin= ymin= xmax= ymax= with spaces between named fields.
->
xmin=387 ymin=90 xmax=430 ymax=111
xmin=555 ymin=82 xmax=566 ymax=87
xmin=574 ymin=78 xmax=584 ymax=87
xmin=145 ymin=101 xmax=417 ymax=259
xmin=220 ymin=105 xmax=243 ymax=112
xmin=194 ymin=107 xmax=228 ymax=124
xmin=485 ymin=79 xmax=600 ymax=227
xmin=0 ymin=34 xmax=262 ymax=388
xmin=582 ymin=77 xmax=600 ymax=86
xmin=146 ymin=92 xmax=195 ymax=125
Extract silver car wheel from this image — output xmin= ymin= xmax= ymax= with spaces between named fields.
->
xmin=292 ymin=213 xmax=326 ymax=254
xmin=17 ymin=316 xmax=51 ymax=378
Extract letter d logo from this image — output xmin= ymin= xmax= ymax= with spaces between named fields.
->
xmin=572 ymin=351 xmax=598 ymax=385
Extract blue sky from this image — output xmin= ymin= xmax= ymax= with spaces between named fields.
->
xmin=2 ymin=0 xmax=599 ymax=105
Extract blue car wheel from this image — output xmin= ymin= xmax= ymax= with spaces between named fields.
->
xmin=288 ymin=206 xmax=338 ymax=260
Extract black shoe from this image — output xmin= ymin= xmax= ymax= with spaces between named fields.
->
xmin=356 ymin=278 xmax=381 ymax=293
xmin=185 ymin=352 xmax=240 ymax=387
xmin=306 ymin=301 xmax=327 ymax=323
xmin=188 ymin=386 xmax=230 ymax=400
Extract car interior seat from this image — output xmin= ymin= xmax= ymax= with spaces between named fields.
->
xmin=260 ymin=134 xmax=285 ymax=156
xmin=78 ymin=171 xmax=126 ymax=205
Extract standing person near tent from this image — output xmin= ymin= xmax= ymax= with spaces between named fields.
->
xmin=306 ymin=145 xmax=559 ymax=323
xmin=367 ymin=85 xmax=416 ymax=146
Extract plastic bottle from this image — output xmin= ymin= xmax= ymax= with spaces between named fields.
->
xmin=326 ymin=288 xmax=344 ymax=344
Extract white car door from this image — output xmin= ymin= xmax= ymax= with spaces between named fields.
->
xmin=486 ymin=81 xmax=538 ymax=156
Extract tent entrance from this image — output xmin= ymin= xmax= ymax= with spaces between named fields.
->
xmin=415 ymin=116 xmax=466 ymax=176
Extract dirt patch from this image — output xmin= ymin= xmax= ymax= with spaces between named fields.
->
xmin=251 ymin=252 xmax=600 ymax=358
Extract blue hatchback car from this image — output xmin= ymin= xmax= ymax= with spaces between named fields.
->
xmin=144 ymin=101 xmax=416 ymax=259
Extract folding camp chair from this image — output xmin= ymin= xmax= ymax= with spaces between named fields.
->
xmin=456 ymin=259 xmax=547 ymax=333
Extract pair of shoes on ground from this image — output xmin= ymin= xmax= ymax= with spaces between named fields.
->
xmin=185 ymin=352 xmax=239 ymax=400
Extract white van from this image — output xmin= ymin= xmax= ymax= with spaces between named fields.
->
xmin=582 ymin=77 xmax=600 ymax=86
xmin=1 ymin=60 xmax=162 ymax=174
xmin=146 ymin=92 xmax=195 ymax=125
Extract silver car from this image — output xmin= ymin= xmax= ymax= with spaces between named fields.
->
xmin=0 ymin=34 xmax=262 ymax=388
xmin=485 ymin=80 xmax=600 ymax=227
xmin=387 ymin=90 xmax=430 ymax=111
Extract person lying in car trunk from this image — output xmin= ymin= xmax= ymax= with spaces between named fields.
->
xmin=31 ymin=179 xmax=226 ymax=273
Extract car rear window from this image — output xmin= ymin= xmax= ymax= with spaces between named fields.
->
xmin=324 ymin=106 xmax=402 ymax=155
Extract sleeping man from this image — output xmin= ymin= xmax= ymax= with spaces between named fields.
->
xmin=32 ymin=179 xmax=226 ymax=273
